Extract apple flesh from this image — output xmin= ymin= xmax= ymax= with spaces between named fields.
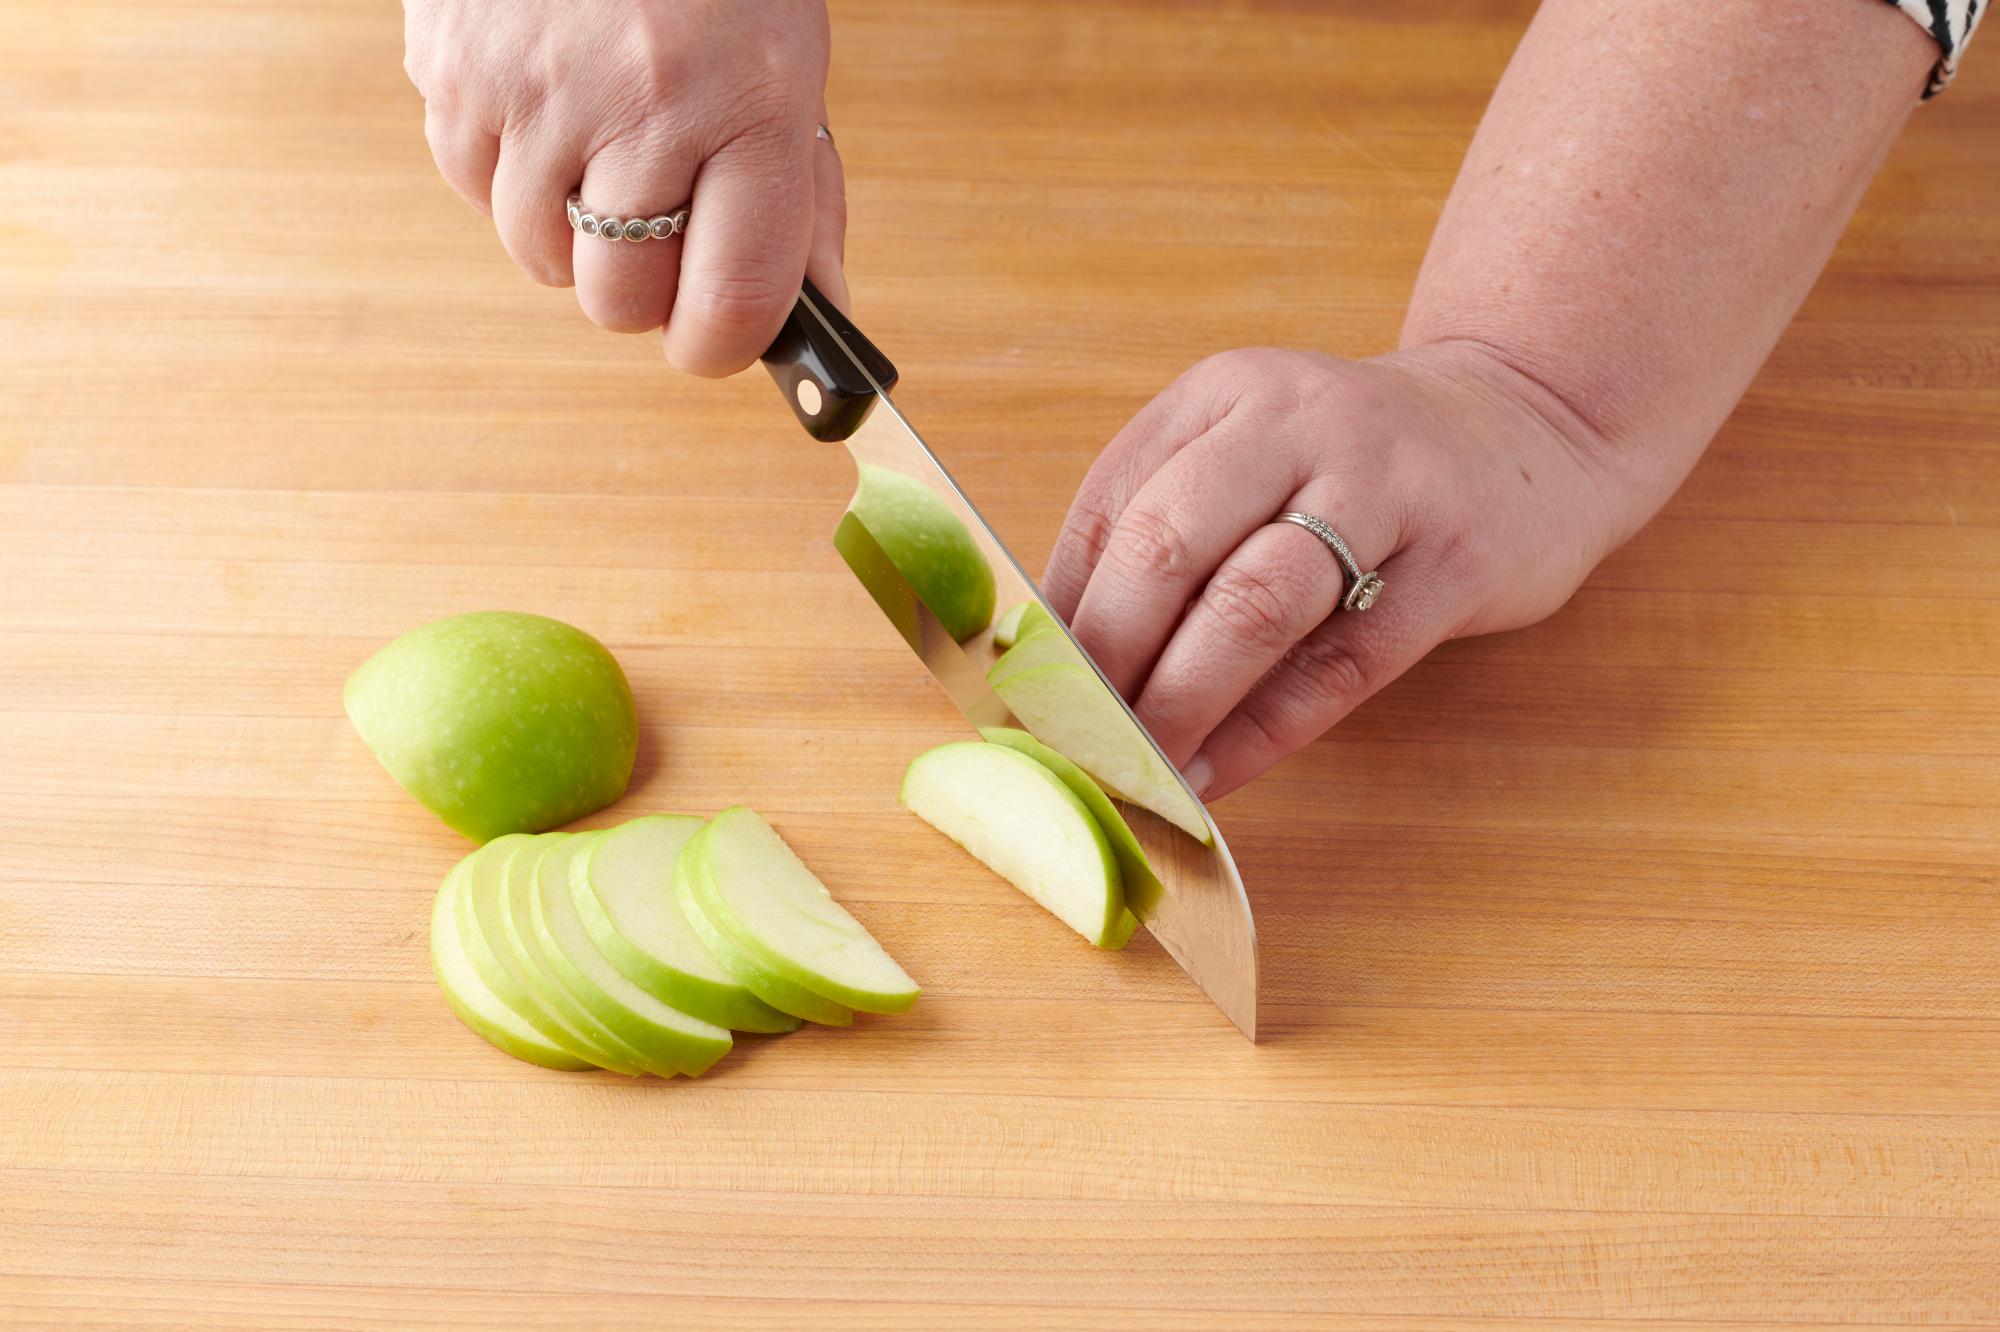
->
xmin=345 ymin=611 xmax=637 ymax=842
xmin=991 ymin=602 xmax=1030 ymax=649
xmin=526 ymin=831 xmax=732 ymax=1078
xmin=673 ymin=848 xmax=855 ymax=1026
xmin=430 ymin=859 xmax=592 ymax=1071
xmin=572 ymin=814 xmax=800 ymax=1034
xmin=682 ymin=807 xmax=919 ymax=1015
xmin=987 ymin=622 xmax=1089 ymax=687
xmin=991 ymin=662 xmax=1212 ymax=844
xmin=980 ymin=726 xmax=1158 ymax=924
xmin=848 ymin=464 xmax=995 ymax=643
xmin=472 ymin=833 xmax=649 ymax=1074
xmin=901 ymin=741 xmax=1126 ymax=947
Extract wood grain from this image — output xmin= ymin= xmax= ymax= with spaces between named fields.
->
xmin=3 ymin=0 xmax=1997 ymax=1324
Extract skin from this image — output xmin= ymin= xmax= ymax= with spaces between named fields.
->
xmin=405 ymin=0 xmax=1939 ymax=797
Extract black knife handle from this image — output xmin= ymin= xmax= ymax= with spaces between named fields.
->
xmin=759 ymin=277 xmax=899 ymax=442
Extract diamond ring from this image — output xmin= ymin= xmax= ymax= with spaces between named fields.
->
xmin=566 ymin=195 xmax=689 ymax=243
xmin=1274 ymin=512 xmax=1384 ymax=612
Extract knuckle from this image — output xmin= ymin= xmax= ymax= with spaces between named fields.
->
xmin=689 ymin=263 xmax=795 ymax=331
xmin=1106 ymin=507 xmax=1194 ymax=582
xmin=1057 ymin=503 xmax=1117 ymax=576
xmin=1285 ymin=632 xmax=1370 ymax=711
xmin=1203 ymin=563 xmax=1301 ymax=653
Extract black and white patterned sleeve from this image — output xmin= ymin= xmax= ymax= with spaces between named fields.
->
xmin=1884 ymin=0 xmax=1986 ymax=94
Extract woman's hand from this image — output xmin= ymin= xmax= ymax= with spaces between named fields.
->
xmin=402 ymin=0 xmax=842 ymax=375
xmin=1042 ymin=343 xmax=1632 ymax=800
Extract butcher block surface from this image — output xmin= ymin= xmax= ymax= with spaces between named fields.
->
xmin=3 ymin=0 xmax=1998 ymax=1325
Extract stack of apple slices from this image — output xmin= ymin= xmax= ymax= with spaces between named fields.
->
xmin=901 ymin=729 xmax=1168 ymax=950
xmin=429 ymin=809 xmax=918 ymax=1076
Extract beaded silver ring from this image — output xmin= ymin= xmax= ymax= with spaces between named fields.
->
xmin=566 ymin=194 xmax=689 ymax=243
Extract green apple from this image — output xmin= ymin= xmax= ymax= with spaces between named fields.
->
xmin=901 ymin=741 xmax=1126 ymax=947
xmin=991 ymin=602 xmax=1030 ymax=649
xmin=525 ymin=831 xmax=732 ymax=1078
xmin=572 ymin=815 xmax=800 ymax=1034
xmin=849 ymin=464 xmax=995 ymax=642
xmin=345 ymin=611 xmax=637 ymax=842
xmin=991 ymin=663 xmax=1212 ymax=844
xmin=430 ymin=859 xmax=592 ymax=1071
xmin=987 ymin=624 xmax=1089 ymax=687
xmin=673 ymin=844 xmax=855 ymax=1027
xmin=979 ymin=726 xmax=1159 ymax=925
xmin=683 ymin=808 xmax=919 ymax=1015
xmin=457 ymin=834 xmax=644 ymax=1074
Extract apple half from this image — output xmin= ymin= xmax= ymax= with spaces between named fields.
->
xmin=525 ymin=832 xmax=732 ymax=1077
xmin=849 ymin=464 xmax=995 ymax=642
xmin=681 ymin=808 xmax=919 ymax=1015
xmin=901 ymin=741 xmax=1127 ymax=947
xmin=991 ymin=662 xmax=1212 ymax=844
xmin=458 ymin=834 xmax=646 ymax=1075
xmin=572 ymin=814 xmax=800 ymax=1034
xmin=430 ymin=859 xmax=592 ymax=1071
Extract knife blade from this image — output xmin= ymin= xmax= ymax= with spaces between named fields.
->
xmin=760 ymin=282 xmax=1258 ymax=1040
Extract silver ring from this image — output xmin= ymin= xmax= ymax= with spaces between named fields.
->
xmin=567 ymin=194 xmax=688 ymax=242
xmin=816 ymin=123 xmax=834 ymax=145
xmin=1275 ymin=512 xmax=1384 ymax=611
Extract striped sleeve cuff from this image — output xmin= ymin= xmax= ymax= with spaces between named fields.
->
xmin=1885 ymin=0 xmax=1986 ymax=95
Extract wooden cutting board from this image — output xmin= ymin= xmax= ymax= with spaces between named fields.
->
xmin=3 ymin=0 xmax=1997 ymax=1324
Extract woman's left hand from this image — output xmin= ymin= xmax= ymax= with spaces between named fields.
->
xmin=1041 ymin=342 xmax=1633 ymax=800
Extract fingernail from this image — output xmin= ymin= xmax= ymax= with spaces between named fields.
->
xmin=1184 ymin=754 xmax=1214 ymax=797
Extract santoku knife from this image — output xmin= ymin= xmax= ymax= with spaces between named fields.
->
xmin=760 ymin=281 xmax=1258 ymax=1040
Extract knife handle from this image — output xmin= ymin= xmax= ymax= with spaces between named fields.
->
xmin=760 ymin=277 xmax=900 ymax=442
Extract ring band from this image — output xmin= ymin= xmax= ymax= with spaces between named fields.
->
xmin=816 ymin=123 xmax=834 ymax=145
xmin=1275 ymin=512 xmax=1385 ymax=611
xmin=567 ymin=194 xmax=689 ymax=243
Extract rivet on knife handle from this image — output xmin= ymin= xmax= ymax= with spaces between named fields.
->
xmin=759 ymin=278 xmax=900 ymax=443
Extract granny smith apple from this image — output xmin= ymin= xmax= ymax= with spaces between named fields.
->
xmin=573 ymin=814 xmax=800 ymax=1034
xmin=526 ymin=831 xmax=732 ymax=1078
xmin=345 ymin=611 xmax=637 ymax=842
xmin=682 ymin=808 xmax=918 ymax=1015
xmin=673 ymin=841 xmax=855 ymax=1026
xmin=465 ymin=832 xmax=646 ymax=1074
xmin=430 ymin=859 xmax=592 ymax=1071
xmin=980 ymin=726 xmax=1158 ymax=924
xmin=987 ymin=623 xmax=1089 ymax=687
xmin=901 ymin=741 xmax=1126 ymax=947
xmin=991 ymin=602 xmax=1030 ymax=649
xmin=848 ymin=464 xmax=995 ymax=642
xmin=991 ymin=662 xmax=1212 ymax=844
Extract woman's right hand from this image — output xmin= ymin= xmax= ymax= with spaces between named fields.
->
xmin=403 ymin=0 xmax=844 ymax=375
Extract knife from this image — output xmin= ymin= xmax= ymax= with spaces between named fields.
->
xmin=759 ymin=281 xmax=1258 ymax=1041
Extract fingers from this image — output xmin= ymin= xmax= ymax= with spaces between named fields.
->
xmin=804 ymin=116 xmax=851 ymax=314
xmin=1040 ymin=366 xmax=1243 ymax=619
xmin=572 ymin=128 xmax=699 ymax=333
xmin=663 ymin=123 xmax=817 ymax=377
xmin=491 ymin=125 xmax=583 ymax=289
xmin=1066 ymin=423 xmax=1310 ymax=699
xmin=1187 ymin=547 xmax=1448 ymax=800
xmin=424 ymin=106 xmax=499 ymax=216
xmin=1131 ymin=506 xmax=1365 ymax=766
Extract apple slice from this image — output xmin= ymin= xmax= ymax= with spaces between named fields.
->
xmin=683 ymin=808 xmax=919 ymax=1015
xmin=991 ymin=663 xmax=1212 ymax=843
xmin=901 ymin=741 xmax=1126 ymax=947
xmin=986 ymin=624 xmax=1088 ymax=687
xmin=430 ymin=860 xmax=591 ymax=1071
xmin=468 ymin=834 xmax=649 ymax=1075
xmin=573 ymin=815 xmax=800 ymax=1034
xmin=673 ymin=844 xmax=855 ymax=1027
xmin=849 ymin=464 xmax=995 ymax=642
xmin=991 ymin=602 xmax=1030 ymax=649
xmin=525 ymin=832 xmax=733 ymax=1078
xmin=980 ymin=726 xmax=1160 ymax=925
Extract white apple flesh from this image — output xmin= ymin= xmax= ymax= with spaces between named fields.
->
xmin=572 ymin=814 xmax=800 ymax=1034
xmin=430 ymin=860 xmax=592 ymax=1071
xmin=901 ymin=741 xmax=1126 ymax=947
xmin=673 ymin=845 xmax=856 ymax=1026
xmin=980 ymin=726 xmax=1157 ymax=928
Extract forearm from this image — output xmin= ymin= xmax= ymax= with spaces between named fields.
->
xmin=1401 ymin=0 xmax=1934 ymax=537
